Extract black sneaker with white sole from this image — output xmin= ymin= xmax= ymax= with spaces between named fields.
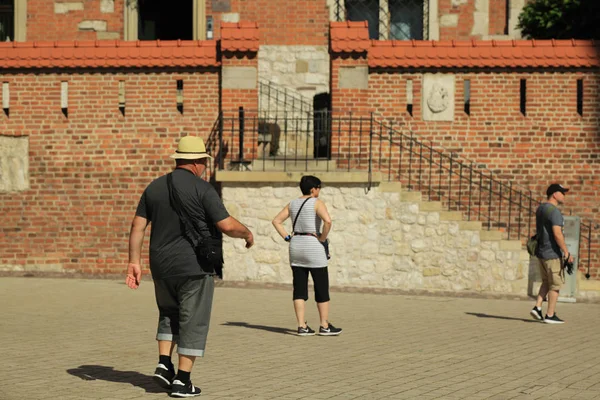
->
xmin=297 ymin=325 xmax=316 ymax=336
xmin=530 ymin=307 xmax=543 ymax=321
xmin=544 ymin=314 xmax=565 ymax=324
xmin=171 ymin=379 xmax=202 ymax=398
xmin=153 ymin=363 xmax=175 ymax=390
xmin=318 ymin=322 xmax=342 ymax=336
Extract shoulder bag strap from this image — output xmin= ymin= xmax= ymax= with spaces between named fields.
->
xmin=167 ymin=172 xmax=201 ymax=244
xmin=292 ymin=197 xmax=312 ymax=233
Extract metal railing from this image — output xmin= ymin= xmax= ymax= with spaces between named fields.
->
xmin=367 ymin=116 xmax=596 ymax=279
xmin=334 ymin=0 xmax=429 ymax=40
xmin=258 ymin=80 xmax=313 ymax=119
xmin=208 ymin=110 xmax=597 ymax=278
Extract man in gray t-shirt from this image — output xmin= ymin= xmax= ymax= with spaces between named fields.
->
xmin=126 ymin=136 xmax=254 ymax=397
xmin=529 ymin=184 xmax=574 ymax=325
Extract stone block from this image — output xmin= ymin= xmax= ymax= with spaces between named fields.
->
xmin=100 ymin=0 xmax=114 ymax=13
xmin=96 ymin=31 xmax=120 ymax=40
xmin=440 ymin=14 xmax=459 ymax=27
xmin=338 ymin=66 xmax=368 ymax=89
xmin=222 ymin=67 xmax=257 ymax=89
xmin=423 ymin=267 xmax=441 ymax=277
xmin=422 ymin=74 xmax=455 ymax=121
xmin=212 ymin=0 xmax=231 ymax=12
xmin=221 ymin=13 xmax=240 ymax=23
xmin=295 ymin=60 xmax=309 ymax=73
xmin=54 ymin=2 xmax=84 ymax=14
xmin=0 ymin=135 xmax=29 ymax=193
xmin=78 ymin=20 xmax=107 ymax=32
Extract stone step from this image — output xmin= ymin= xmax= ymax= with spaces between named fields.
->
xmin=418 ymin=201 xmax=443 ymax=211
xmin=439 ymin=211 xmax=463 ymax=221
xmin=480 ymin=230 xmax=507 ymax=241
xmin=378 ymin=182 xmax=403 ymax=192
xmin=249 ymin=159 xmax=337 ymax=172
xmin=500 ymin=240 xmax=523 ymax=251
xmin=401 ymin=191 xmax=422 ymax=202
xmin=458 ymin=221 xmax=482 ymax=231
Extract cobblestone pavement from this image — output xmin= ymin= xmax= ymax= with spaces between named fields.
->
xmin=2 ymin=277 xmax=600 ymax=400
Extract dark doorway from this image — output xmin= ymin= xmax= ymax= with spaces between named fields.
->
xmin=313 ymin=92 xmax=331 ymax=159
xmin=138 ymin=0 xmax=193 ymax=40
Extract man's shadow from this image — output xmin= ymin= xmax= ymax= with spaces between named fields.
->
xmin=67 ymin=365 xmax=167 ymax=393
xmin=222 ymin=321 xmax=296 ymax=335
xmin=465 ymin=312 xmax=539 ymax=323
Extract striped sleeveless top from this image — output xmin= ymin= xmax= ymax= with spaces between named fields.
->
xmin=288 ymin=197 xmax=328 ymax=268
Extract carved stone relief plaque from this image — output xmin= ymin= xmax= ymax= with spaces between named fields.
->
xmin=422 ymin=74 xmax=455 ymax=121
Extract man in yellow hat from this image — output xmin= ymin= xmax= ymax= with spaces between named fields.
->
xmin=126 ymin=135 xmax=254 ymax=398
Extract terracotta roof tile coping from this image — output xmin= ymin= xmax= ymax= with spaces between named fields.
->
xmin=221 ymin=21 xmax=260 ymax=52
xmin=0 ymin=40 xmax=220 ymax=69
xmin=0 ymin=39 xmax=217 ymax=49
xmin=371 ymin=39 xmax=598 ymax=48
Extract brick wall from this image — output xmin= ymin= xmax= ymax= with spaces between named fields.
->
xmin=331 ymin=56 xmax=600 ymax=277
xmin=208 ymin=0 xmax=330 ymax=45
xmin=27 ymin=0 xmax=123 ymax=41
xmin=25 ymin=0 xmax=514 ymax=43
xmin=0 ymin=70 xmax=220 ymax=275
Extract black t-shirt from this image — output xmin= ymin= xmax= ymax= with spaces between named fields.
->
xmin=135 ymin=168 xmax=229 ymax=279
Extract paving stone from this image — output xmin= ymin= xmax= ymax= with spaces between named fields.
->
xmin=2 ymin=277 xmax=600 ymax=400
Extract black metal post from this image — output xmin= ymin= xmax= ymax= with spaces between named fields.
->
xmin=238 ymin=107 xmax=245 ymax=162
xmin=468 ymin=164 xmax=473 ymax=221
xmin=488 ymin=175 xmax=492 ymax=230
xmin=428 ymin=144 xmax=433 ymax=201
xmin=507 ymin=182 xmax=512 ymax=239
xmin=218 ymin=111 xmax=224 ymax=169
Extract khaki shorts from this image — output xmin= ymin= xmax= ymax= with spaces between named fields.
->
xmin=539 ymin=258 xmax=563 ymax=292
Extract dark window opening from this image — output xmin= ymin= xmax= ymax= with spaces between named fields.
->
xmin=345 ymin=0 xmax=379 ymax=39
xmin=390 ymin=0 xmax=424 ymax=40
xmin=138 ymin=0 xmax=193 ymax=40
xmin=344 ymin=0 xmax=424 ymax=40
xmin=577 ymin=79 xmax=583 ymax=116
xmin=0 ymin=0 xmax=14 ymax=42
xmin=519 ymin=79 xmax=526 ymax=116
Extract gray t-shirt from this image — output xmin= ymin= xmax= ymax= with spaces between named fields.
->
xmin=135 ymin=168 xmax=229 ymax=279
xmin=535 ymin=202 xmax=563 ymax=260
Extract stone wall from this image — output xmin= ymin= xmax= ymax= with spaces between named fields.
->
xmin=220 ymin=180 xmax=529 ymax=295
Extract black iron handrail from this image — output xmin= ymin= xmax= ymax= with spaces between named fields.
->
xmin=208 ymin=110 xmax=596 ymax=279
xmin=258 ymin=80 xmax=313 ymax=117
xmin=368 ymin=116 xmax=596 ymax=279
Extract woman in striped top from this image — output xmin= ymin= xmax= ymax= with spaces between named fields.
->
xmin=272 ymin=176 xmax=342 ymax=336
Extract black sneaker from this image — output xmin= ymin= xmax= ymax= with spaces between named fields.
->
xmin=544 ymin=314 xmax=565 ymax=324
xmin=297 ymin=324 xmax=315 ymax=336
xmin=530 ymin=307 xmax=543 ymax=321
xmin=318 ymin=322 xmax=342 ymax=336
xmin=171 ymin=379 xmax=202 ymax=398
xmin=153 ymin=363 xmax=175 ymax=390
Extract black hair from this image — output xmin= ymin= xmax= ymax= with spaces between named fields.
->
xmin=299 ymin=175 xmax=321 ymax=195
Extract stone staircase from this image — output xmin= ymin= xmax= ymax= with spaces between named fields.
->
xmin=221 ymin=177 xmax=532 ymax=297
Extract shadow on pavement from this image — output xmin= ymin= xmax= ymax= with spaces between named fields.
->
xmin=222 ymin=321 xmax=296 ymax=335
xmin=465 ymin=312 xmax=539 ymax=323
xmin=67 ymin=365 xmax=167 ymax=393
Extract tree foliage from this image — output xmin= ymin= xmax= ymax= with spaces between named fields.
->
xmin=518 ymin=0 xmax=600 ymax=39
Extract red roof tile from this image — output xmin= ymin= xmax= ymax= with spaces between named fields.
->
xmin=368 ymin=39 xmax=600 ymax=68
xmin=330 ymin=21 xmax=370 ymax=53
xmin=221 ymin=22 xmax=259 ymax=52
xmin=0 ymin=40 xmax=219 ymax=69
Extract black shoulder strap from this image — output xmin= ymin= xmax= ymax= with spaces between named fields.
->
xmin=167 ymin=172 xmax=201 ymax=244
xmin=292 ymin=197 xmax=312 ymax=233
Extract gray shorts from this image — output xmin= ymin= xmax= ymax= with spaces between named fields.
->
xmin=153 ymin=275 xmax=214 ymax=357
